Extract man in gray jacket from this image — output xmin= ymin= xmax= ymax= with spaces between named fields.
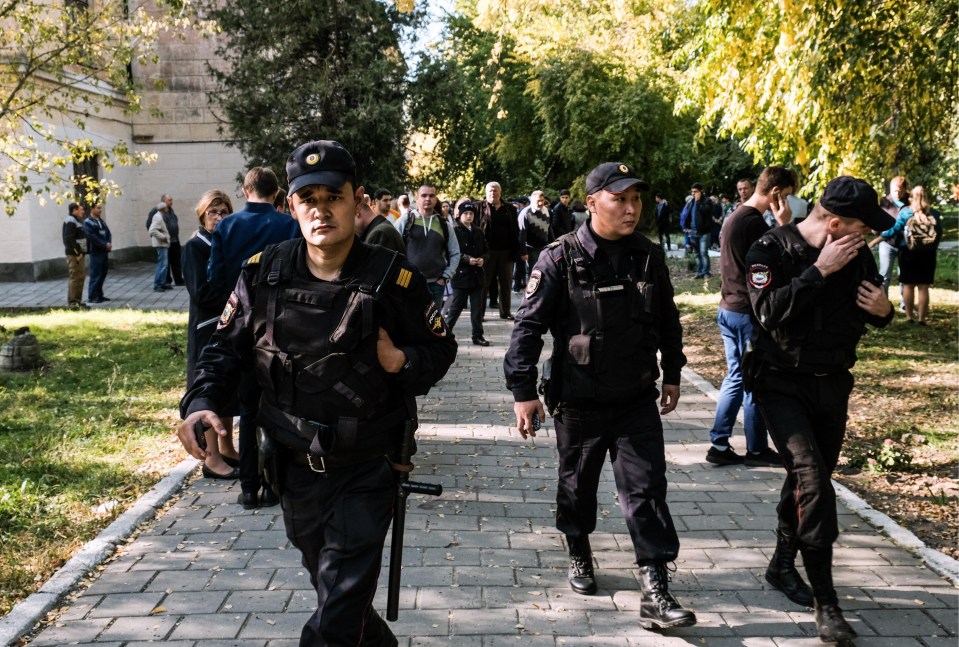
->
xmin=394 ymin=184 xmax=460 ymax=308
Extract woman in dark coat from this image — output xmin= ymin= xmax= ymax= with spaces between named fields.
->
xmin=182 ymin=189 xmax=239 ymax=478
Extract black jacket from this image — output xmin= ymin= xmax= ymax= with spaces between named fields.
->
xmin=746 ymin=223 xmax=893 ymax=373
xmin=450 ymin=222 xmax=488 ymax=290
xmin=504 ymin=222 xmax=685 ymax=405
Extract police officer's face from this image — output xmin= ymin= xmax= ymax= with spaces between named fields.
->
xmin=290 ymin=183 xmax=363 ymax=251
xmin=587 ymin=186 xmax=643 ymax=240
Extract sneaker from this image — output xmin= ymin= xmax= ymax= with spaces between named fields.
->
xmin=705 ymin=446 xmax=745 ymax=466
xmin=745 ymin=447 xmax=784 ymax=467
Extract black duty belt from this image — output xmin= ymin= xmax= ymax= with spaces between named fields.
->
xmin=284 ymin=449 xmax=386 ymax=473
xmin=258 ymin=401 xmax=407 ymax=456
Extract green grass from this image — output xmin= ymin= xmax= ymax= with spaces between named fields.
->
xmin=0 ymin=309 xmax=188 ymax=615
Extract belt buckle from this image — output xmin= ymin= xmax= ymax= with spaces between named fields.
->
xmin=814 ymin=372 xmax=828 ymax=377
xmin=306 ymin=454 xmax=326 ymax=473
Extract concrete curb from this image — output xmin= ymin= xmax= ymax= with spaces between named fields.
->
xmin=682 ymin=365 xmax=959 ymax=587
xmin=0 ymin=457 xmax=199 ymax=647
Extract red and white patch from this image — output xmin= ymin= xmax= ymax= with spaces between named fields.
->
xmin=218 ymin=292 xmax=239 ymax=329
xmin=525 ymin=270 xmax=542 ymax=298
xmin=748 ymin=264 xmax=772 ymax=289
xmin=425 ymin=302 xmax=447 ymax=337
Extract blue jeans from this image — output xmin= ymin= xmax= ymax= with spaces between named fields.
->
xmin=87 ymin=251 xmax=108 ymax=301
xmin=428 ymin=281 xmax=446 ymax=310
xmin=709 ymin=308 xmax=768 ymax=452
xmin=690 ymin=232 xmax=711 ymax=276
xmin=877 ymin=241 xmax=898 ymax=296
xmin=153 ymin=247 xmax=169 ymax=289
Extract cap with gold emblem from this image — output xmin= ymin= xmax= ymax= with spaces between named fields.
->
xmin=286 ymin=140 xmax=356 ymax=195
xmin=585 ymin=162 xmax=649 ymax=196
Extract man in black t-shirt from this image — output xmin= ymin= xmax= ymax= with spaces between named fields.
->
xmin=707 ymin=166 xmax=797 ymax=467
xmin=475 ymin=181 xmax=525 ymax=319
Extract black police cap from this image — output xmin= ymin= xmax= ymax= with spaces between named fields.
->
xmin=585 ymin=162 xmax=649 ymax=196
xmin=819 ymin=176 xmax=895 ymax=232
xmin=287 ymin=140 xmax=356 ymax=195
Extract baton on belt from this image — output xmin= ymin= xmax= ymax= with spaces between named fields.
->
xmin=386 ymin=420 xmax=442 ymax=621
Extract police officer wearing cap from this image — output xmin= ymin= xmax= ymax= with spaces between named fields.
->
xmin=177 ymin=140 xmax=457 ymax=647
xmin=744 ymin=176 xmax=894 ymax=644
xmin=504 ymin=162 xmax=696 ymax=630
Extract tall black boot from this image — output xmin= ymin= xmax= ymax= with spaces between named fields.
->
xmin=637 ymin=562 xmax=697 ymax=630
xmin=566 ymin=535 xmax=597 ymax=595
xmin=803 ymin=548 xmax=857 ymax=643
xmin=765 ymin=529 xmax=814 ymax=606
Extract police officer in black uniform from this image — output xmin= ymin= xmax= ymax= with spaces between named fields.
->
xmin=745 ymin=176 xmax=894 ymax=644
xmin=504 ymin=162 xmax=696 ymax=630
xmin=177 ymin=140 xmax=457 ymax=647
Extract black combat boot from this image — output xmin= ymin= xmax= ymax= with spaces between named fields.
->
xmin=803 ymin=548 xmax=857 ymax=644
xmin=637 ymin=562 xmax=697 ymax=629
xmin=765 ymin=529 xmax=814 ymax=606
xmin=567 ymin=536 xmax=597 ymax=595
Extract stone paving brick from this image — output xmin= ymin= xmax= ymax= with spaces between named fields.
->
xmin=206 ymin=568 xmax=275 ymax=591
xmin=84 ymin=569 xmax=156 ymax=595
xmin=160 ymin=590 xmax=230 ymax=614
xmin=223 ymin=590 xmax=294 ymax=613
xmin=236 ymin=611 xmax=312 ymax=639
xmin=168 ymin=612 xmax=247 ymax=640
xmin=28 ymin=617 xmax=114 ymax=645
xmin=858 ymin=608 xmax=949 ymax=636
xmin=145 ymin=569 xmax=213 ymax=592
xmin=86 ymin=591 xmax=165 ymax=618
xmin=98 ymin=614 xmax=179 ymax=641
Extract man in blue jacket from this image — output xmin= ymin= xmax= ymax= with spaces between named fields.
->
xmin=83 ymin=204 xmax=112 ymax=303
xmin=207 ymin=166 xmax=300 ymax=509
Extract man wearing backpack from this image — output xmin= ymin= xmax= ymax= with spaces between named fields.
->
xmin=394 ymin=184 xmax=461 ymax=308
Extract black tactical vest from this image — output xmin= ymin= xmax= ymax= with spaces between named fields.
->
xmin=252 ymin=239 xmax=407 ymax=456
xmin=558 ymin=233 xmax=661 ymax=404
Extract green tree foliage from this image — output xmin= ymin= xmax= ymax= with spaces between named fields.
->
xmin=681 ymin=0 xmax=959 ymax=193
xmin=0 ymin=0 xmax=211 ymax=215
xmin=409 ymin=0 xmax=756 ymax=206
xmin=206 ymin=0 xmax=417 ymax=192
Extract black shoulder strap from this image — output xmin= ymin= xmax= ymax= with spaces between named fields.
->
xmin=256 ymin=240 xmax=298 ymax=350
xmin=331 ymin=245 xmax=401 ymax=348
xmin=402 ymin=214 xmax=414 ymax=242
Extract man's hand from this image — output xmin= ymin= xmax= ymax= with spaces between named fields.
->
xmin=514 ymin=399 xmax=546 ymax=439
xmin=177 ymin=411 xmax=227 ymax=460
xmin=769 ymin=188 xmax=793 ymax=226
xmin=377 ymin=327 xmax=407 ymax=373
xmin=660 ymin=384 xmax=680 ymax=415
xmin=436 ymin=277 xmax=446 ymax=286
xmin=814 ymin=233 xmax=864 ymax=277
xmin=856 ymin=280 xmax=893 ymax=317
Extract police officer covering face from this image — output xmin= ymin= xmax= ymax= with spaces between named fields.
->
xmin=745 ymin=176 xmax=894 ymax=644
xmin=177 ymin=140 xmax=457 ymax=647
xmin=504 ymin=162 xmax=696 ymax=630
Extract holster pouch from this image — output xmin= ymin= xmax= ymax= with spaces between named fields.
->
xmin=257 ymin=427 xmax=284 ymax=497
xmin=741 ymin=341 xmax=763 ymax=393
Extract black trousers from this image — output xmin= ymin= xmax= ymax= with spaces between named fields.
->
xmin=281 ymin=457 xmax=397 ymax=647
xmin=484 ymin=249 xmax=514 ymax=316
xmin=167 ymin=241 xmax=184 ymax=285
xmin=753 ymin=369 xmax=853 ymax=551
xmin=239 ymin=372 xmax=267 ymax=495
xmin=442 ymin=285 xmax=485 ymax=338
xmin=554 ymin=399 xmax=679 ymax=563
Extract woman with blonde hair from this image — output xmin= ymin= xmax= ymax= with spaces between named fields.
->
xmin=877 ymin=185 xmax=942 ymax=324
xmin=182 ymin=190 xmax=240 ymax=477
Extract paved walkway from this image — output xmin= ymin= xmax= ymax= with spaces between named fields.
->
xmin=5 ymin=263 xmax=957 ymax=646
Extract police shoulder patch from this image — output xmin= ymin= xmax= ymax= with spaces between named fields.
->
xmin=525 ymin=269 xmax=542 ymax=298
xmin=218 ymin=292 xmax=239 ymax=329
xmin=748 ymin=263 xmax=772 ymax=289
xmin=396 ymin=267 xmax=413 ymax=289
xmin=243 ymin=252 xmax=262 ymax=267
xmin=425 ymin=302 xmax=447 ymax=337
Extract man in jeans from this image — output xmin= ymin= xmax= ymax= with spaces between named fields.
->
xmin=706 ymin=166 xmax=796 ymax=467
xmin=679 ymin=183 xmax=714 ymax=278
